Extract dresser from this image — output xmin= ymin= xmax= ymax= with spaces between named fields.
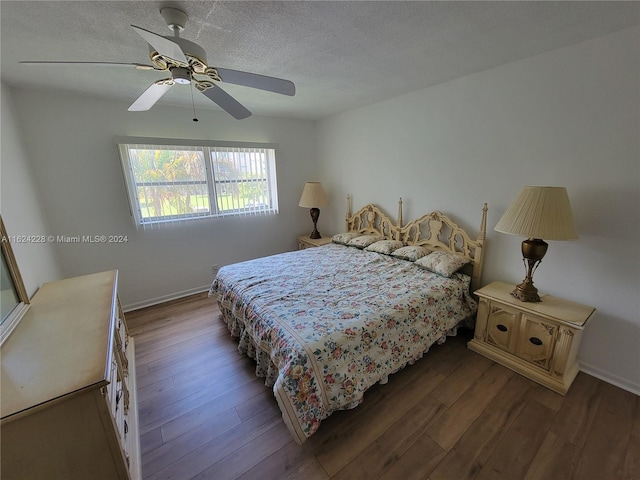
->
xmin=1 ymin=270 xmax=141 ymax=480
xmin=297 ymin=235 xmax=332 ymax=249
xmin=468 ymin=281 xmax=595 ymax=395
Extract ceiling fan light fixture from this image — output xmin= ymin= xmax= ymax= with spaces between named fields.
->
xmin=171 ymin=67 xmax=191 ymax=84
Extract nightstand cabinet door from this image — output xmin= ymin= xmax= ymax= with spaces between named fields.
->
xmin=486 ymin=303 xmax=520 ymax=354
xmin=517 ymin=315 xmax=557 ymax=371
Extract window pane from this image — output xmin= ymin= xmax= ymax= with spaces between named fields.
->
xmin=215 ymin=180 xmax=269 ymax=211
xmin=128 ymin=148 xmax=210 ymax=221
xmin=211 ymin=149 xmax=272 ymax=213
xmin=137 ymin=183 xmax=210 ymax=219
xmin=129 ymin=148 xmax=206 ymax=184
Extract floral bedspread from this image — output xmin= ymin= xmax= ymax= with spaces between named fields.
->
xmin=209 ymin=243 xmax=477 ymax=444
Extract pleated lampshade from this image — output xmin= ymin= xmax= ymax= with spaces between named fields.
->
xmin=298 ymin=182 xmax=329 ymax=208
xmin=495 ymin=186 xmax=578 ymax=240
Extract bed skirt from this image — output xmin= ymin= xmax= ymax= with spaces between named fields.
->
xmin=217 ymin=301 xmax=464 ymax=444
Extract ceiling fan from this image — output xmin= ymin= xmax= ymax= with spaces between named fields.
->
xmin=20 ymin=7 xmax=295 ymax=120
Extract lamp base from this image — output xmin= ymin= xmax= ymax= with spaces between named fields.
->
xmin=511 ymin=238 xmax=548 ymax=302
xmin=511 ymin=280 xmax=541 ymax=302
xmin=308 ymin=207 xmax=321 ymax=239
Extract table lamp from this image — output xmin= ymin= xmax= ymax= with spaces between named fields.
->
xmin=494 ymin=186 xmax=578 ymax=302
xmin=298 ymin=182 xmax=329 ymax=239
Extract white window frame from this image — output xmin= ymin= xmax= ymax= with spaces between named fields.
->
xmin=117 ymin=137 xmax=279 ymax=228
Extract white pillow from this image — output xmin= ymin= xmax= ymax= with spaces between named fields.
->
xmin=390 ymin=245 xmax=430 ymax=262
xmin=347 ymin=235 xmax=385 ymax=249
xmin=364 ymin=240 xmax=404 ymax=255
xmin=332 ymin=232 xmax=361 ymax=245
xmin=414 ymin=251 xmax=470 ymax=277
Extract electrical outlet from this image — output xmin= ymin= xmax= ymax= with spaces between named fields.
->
xmin=211 ymin=264 xmax=219 ymax=275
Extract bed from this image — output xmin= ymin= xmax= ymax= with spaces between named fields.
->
xmin=210 ymin=196 xmax=488 ymax=444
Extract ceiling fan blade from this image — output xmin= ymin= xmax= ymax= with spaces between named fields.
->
xmin=128 ymin=82 xmax=173 ymax=111
xmin=131 ymin=25 xmax=188 ymax=65
xmin=215 ymin=68 xmax=295 ymax=96
xmin=200 ymin=85 xmax=251 ymax=120
xmin=20 ymin=61 xmax=157 ymax=70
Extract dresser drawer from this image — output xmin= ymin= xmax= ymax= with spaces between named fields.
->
xmin=109 ymin=328 xmax=132 ymax=445
xmin=115 ymin=299 xmax=129 ymax=374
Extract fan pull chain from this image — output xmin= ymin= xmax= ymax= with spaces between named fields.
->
xmin=190 ymin=82 xmax=199 ymax=122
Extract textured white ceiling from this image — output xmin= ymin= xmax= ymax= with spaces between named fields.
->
xmin=1 ymin=1 xmax=638 ymax=120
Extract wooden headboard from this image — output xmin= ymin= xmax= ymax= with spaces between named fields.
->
xmin=345 ymin=195 xmax=402 ymax=238
xmin=345 ymin=195 xmax=488 ymax=292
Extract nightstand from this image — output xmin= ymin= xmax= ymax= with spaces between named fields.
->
xmin=468 ymin=281 xmax=595 ymax=395
xmin=297 ymin=235 xmax=332 ymax=250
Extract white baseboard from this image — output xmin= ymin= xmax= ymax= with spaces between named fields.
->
xmin=580 ymin=361 xmax=640 ymax=396
xmin=122 ymin=285 xmax=211 ymax=312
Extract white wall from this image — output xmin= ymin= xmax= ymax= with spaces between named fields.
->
xmin=317 ymin=27 xmax=640 ymax=393
xmin=1 ymin=82 xmax=63 ymax=295
xmin=5 ymin=26 xmax=638 ymax=393
xmin=8 ymin=88 xmax=318 ymax=309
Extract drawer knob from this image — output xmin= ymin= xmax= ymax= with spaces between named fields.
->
xmin=529 ymin=337 xmax=543 ymax=346
xmin=496 ymin=324 xmax=508 ymax=332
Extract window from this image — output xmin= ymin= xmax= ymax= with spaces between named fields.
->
xmin=118 ymin=138 xmax=279 ymax=228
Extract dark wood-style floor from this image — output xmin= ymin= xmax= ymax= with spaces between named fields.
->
xmin=127 ymin=293 xmax=639 ymax=480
